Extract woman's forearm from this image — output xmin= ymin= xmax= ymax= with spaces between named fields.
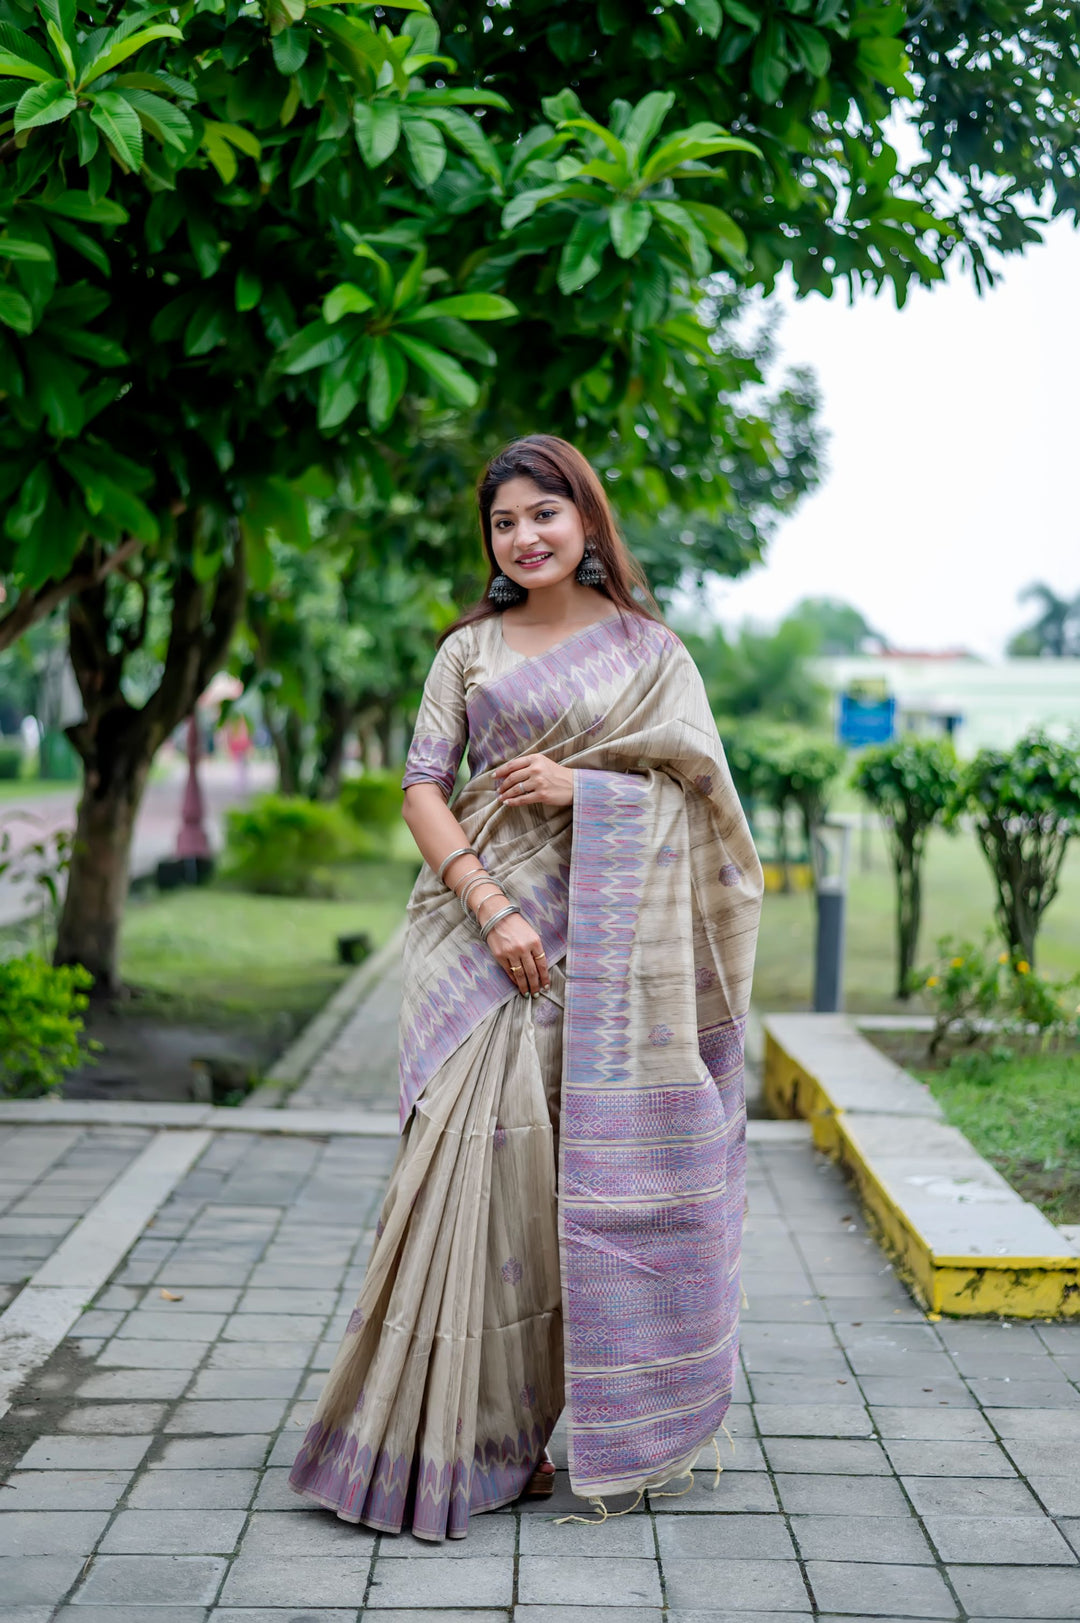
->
xmin=401 ymin=783 xmax=506 ymax=909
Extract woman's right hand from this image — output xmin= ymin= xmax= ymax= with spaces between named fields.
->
xmin=484 ymin=910 xmax=550 ymax=996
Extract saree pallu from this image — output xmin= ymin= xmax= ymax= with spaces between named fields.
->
xmin=288 ymin=611 xmax=763 ymax=1539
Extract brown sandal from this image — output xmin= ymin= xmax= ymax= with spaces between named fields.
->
xmin=523 ymin=1449 xmax=556 ymax=1499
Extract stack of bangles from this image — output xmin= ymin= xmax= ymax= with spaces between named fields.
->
xmin=435 ymin=845 xmax=525 ymax=944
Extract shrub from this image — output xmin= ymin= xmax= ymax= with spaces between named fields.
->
xmin=852 ymin=736 xmax=959 ymax=999
xmin=0 ymin=739 xmax=24 ymax=780
xmin=916 ymin=932 xmax=1080 ymax=1059
xmin=725 ymin=723 xmax=845 ymax=888
xmin=949 ymin=729 xmax=1080 ymax=969
xmin=221 ymin=794 xmax=374 ymax=897
xmin=0 ymin=955 xmax=94 ymax=1099
xmin=340 ymin=772 xmax=405 ymax=837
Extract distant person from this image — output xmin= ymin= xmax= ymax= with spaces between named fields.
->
xmin=288 ymin=435 xmax=763 ymax=1540
xmin=225 ymin=714 xmax=252 ymax=791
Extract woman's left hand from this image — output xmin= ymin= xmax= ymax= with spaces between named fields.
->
xmin=494 ymin=752 xmax=574 ymax=809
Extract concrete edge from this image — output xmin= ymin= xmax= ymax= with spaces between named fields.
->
xmin=242 ymin=918 xmax=408 ymax=1108
xmin=0 ymin=1128 xmax=211 ymax=1417
xmin=762 ymin=1013 xmax=1080 ymax=1320
xmin=0 ymin=1100 xmax=400 ymax=1136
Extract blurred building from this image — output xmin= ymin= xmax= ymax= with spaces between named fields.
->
xmin=814 ymin=652 xmax=1080 ymax=754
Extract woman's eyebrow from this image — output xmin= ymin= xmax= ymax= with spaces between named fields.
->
xmin=491 ymin=499 xmax=561 ymax=516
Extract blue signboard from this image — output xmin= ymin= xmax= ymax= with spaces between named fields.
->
xmin=838 ymin=692 xmax=896 ymax=747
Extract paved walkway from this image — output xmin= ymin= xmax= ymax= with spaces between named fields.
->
xmin=2 ymin=956 xmax=1080 ymax=1619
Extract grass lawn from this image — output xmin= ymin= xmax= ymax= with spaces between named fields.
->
xmin=119 ymin=857 xmax=418 ymax=1025
xmin=751 ymin=821 xmax=1080 ymax=1015
xmin=907 ymin=1048 xmax=1080 ymax=1226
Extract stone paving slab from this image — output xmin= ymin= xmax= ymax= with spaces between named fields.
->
xmin=1 ymin=1120 xmax=1079 ymax=1618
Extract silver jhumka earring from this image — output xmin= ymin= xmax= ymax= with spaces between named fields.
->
xmin=575 ymin=546 xmax=606 ymax=586
xmin=488 ymin=572 xmax=527 ymax=606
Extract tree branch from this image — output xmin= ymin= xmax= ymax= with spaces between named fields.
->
xmin=0 ymin=537 xmax=142 ymax=655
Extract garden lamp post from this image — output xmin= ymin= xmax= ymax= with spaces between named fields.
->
xmin=811 ymin=818 xmax=853 ymax=1013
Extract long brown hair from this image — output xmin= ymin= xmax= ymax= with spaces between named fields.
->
xmin=437 ymin=434 xmax=661 ymax=646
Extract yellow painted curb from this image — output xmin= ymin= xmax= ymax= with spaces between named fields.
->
xmin=764 ymin=1023 xmax=1080 ymax=1320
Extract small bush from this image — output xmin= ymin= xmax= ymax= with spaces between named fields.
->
xmin=340 ymin=771 xmax=405 ymax=836
xmin=222 ymin=794 xmax=374 ymax=897
xmin=916 ymin=932 xmax=1080 ymax=1059
xmin=0 ymin=739 xmax=24 ymax=780
xmin=0 ymin=954 xmax=94 ymax=1098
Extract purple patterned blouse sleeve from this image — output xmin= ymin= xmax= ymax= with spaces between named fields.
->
xmin=401 ymin=633 xmax=468 ymax=800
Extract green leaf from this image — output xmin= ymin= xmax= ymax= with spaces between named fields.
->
xmin=279 ymin=318 xmax=350 ymax=374
xmin=323 ymin=282 xmax=375 ymax=323
xmin=317 ymin=340 xmax=367 ymax=430
xmin=45 ymin=216 xmax=110 ymax=275
xmin=652 ymin=199 xmax=711 ymax=275
xmin=43 ymin=323 xmax=127 ymax=366
xmin=353 ymin=100 xmax=401 ymax=167
xmin=14 ymin=78 xmax=76 ymax=132
xmin=786 ymin=18 xmax=831 ymax=78
xmin=121 ymin=87 xmax=193 ymax=150
xmin=367 ymin=333 xmax=407 ymax=429
xmin=422 ymin=104 xmax=502 ymax=184
xmin=391 ymin=245 xmax=426 ymax=312
xmin=184 ymin=298 xmax=226 ymax=356
xmin=201 ymin=120 xmax=261 ymax=183
xmin=35 ymin=191 xmax=128 ymax=225
xmin=45 ymin=16 xmax=76 ymax=81
xmin=0 ymin=236 xmax=53 ymax=263
xmin=4 ymin=464 xmax=49 ymax=542
xmin=391 ymin=329 xmax=478 ymax=409
xmin=401 ymin=292 xmax=517 ymax=322
xmin=89 ymin=89 xmax=143 ymax=170
xmin=680 ymin=200 xmax=748 ymax=267
xmin=622 ymin=90 xmax=675 ymax=163
xmin=402 ymin=115 xmax=445 ymax=187
xmin=352 ymin=241 xmax=394 ymax=307
xmin=557 ymin=215 xmax=607 ymax=294
xmin=0 ymin=26 xmax=53 ymax=83
xmin=751 ymin=19 xmax=790 ymax=102
xmin=641 ymin=125 xmax=762 ymax=184
xmin=408 ymin=87 xmax=512 ymax=111
xmin=609 ymin=198 xmax=652 ymax=259
xmin=235 ymin=269 xmax=262 ymax=312
xmin=0 ymin=286 xmax=34 ymax=334
xmin=683 ymin=0 xmax=721 ymax=37
xmin=78 ymin=24 xmax=182 ymax=90
xmin=272 ymin=27 xmax=310 ymax=76
xmin=558 ymin=117 xmax=629 ymax=176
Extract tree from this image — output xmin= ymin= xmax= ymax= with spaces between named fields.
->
xmin=725 ymin=721 xmax=843 ymax=891
xmin=685 ymin=617 xmax=830 ymax=729
xmin=786 ymin=596 xmax=883 ymax=657
xmin=3 ymin=0 xmax=1079 ymax=988
xmin=1007 ymin=584 xmax=1080 ymax=659
xmin=949 ymin=730 xmax=1080 ymax=970
xmin=434 ymin=0 xmax=1080 ymax=298
xmin=852 ymin=736 xmax=958 ymax=1000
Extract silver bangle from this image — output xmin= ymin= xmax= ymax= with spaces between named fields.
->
xmin=459 ymin=874 xmax=502 ymax=917
xmin=436 ymin=846 xmax=478 ymax=884
xmin=479 ymin=903 xmax=521 ymax=941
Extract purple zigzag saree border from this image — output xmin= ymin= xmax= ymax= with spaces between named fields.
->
xmin=467 ymin=616 xmax=674 ymax=774
xmin=561 ymin=770 xmax=742 ymax=1496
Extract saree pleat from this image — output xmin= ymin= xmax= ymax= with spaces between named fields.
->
xmin=289 ymin=611 xmax=762 ymax=1538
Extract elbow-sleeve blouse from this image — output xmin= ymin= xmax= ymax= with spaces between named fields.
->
xmin=400 ymin=633 xmax=468 ymax=800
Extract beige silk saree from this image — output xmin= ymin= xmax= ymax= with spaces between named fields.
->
xmin=288 ymin=609 xmax=762 ymax=1540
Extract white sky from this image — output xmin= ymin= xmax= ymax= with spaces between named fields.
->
xmin=700 ymin=216 xmax=1080 ymax=660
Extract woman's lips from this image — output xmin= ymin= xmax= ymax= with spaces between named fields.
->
xmin=515 ymin=552 xmax=553 ymax=570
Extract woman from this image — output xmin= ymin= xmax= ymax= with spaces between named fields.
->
xmin=288 ymin=434 xmax=762 ymax=1540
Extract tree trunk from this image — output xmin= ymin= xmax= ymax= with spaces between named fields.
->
xmin=312 ymin=689 xmax=354 ymax=801
xmin=54 ymin=539 xmax=245 ymax=991
xmin=54 ymin=745 xmax=149 ymax=995
xmin=894 ymin=848 xmax=922 ymax=1000
xmin=266 ymin=707 xmax=302 ymax=796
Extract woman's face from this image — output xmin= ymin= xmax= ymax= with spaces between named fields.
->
xmin=489 ymin=476 xmax=587 ymax=591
